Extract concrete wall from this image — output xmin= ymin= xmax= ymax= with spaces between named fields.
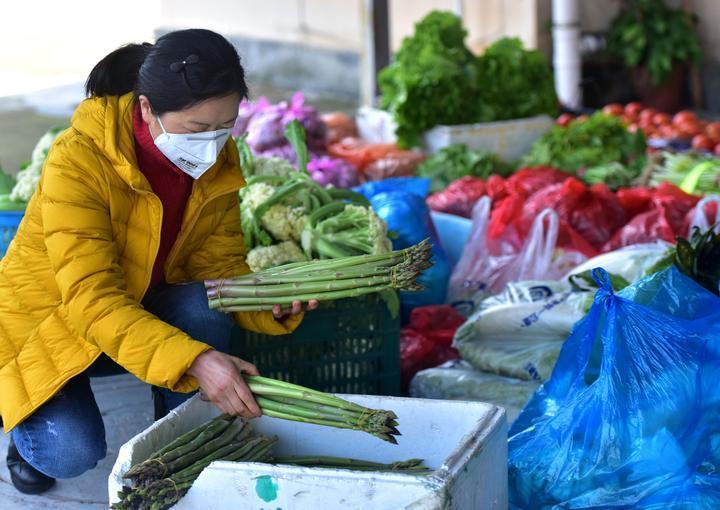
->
xmin=157 ymin=0 xmax=545 ymax=100
xmin=159 ymin=0 xmax=542 ymax=54
xmin=0 ymin=0 xmax=160 ymax=97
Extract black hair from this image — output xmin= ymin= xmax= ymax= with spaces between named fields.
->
xmin=85 ymin=29 xmax=248 ymax=113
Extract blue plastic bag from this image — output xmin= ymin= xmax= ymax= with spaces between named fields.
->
xmin=353 ymin=176 xmax=431 ymax=200
xmin=509 ymin=266 xmax=720 ymax=509
xmin=369 ymin=190 xmax=450 ymax=323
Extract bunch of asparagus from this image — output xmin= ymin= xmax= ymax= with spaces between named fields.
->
xmin=274 ymin=456 xmax=430 ymax=474
xmin=113 ymin=415 xmax=275 ymax=510
xmin=205 ymin=239 xmax=433 ymax=317
xmin=244 ymin=375 xmax=401 ymax=443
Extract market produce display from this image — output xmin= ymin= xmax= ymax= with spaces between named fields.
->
xmin=378 ymin=11 xmax=557 ymax=148
xmin=116 ymin=415 xmax=275 ymax=509
xmin=650 ymin=150 xmax=720 ymax=194
xmin=238 ymin=121 xmax=391 ymax=271
xmin=206 ymin=240 xmax=432 ymax=318
xmin=116 ymin=410 xmax=426 ymax=509
xmin=417 ymin=144 xmax=510 ymax=193
xmin=524 ymin=112 xmax=647 ymax=184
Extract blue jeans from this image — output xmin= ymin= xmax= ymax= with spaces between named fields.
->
xmin=10 ymin=282 xmax=233 ymax=479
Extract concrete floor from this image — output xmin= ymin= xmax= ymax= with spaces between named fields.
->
xmin=1 ymin=374 xmax=153 ymax=509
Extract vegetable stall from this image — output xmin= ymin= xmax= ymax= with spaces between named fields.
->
xmin=2 ymin=6 xmax=719 ymax=510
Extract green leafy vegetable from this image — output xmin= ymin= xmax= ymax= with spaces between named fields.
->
xmin=475 ymin=37 xmax=558 ymax=122
xmin=523 ymin=113 xmax=647 ymax=175
xmin=647 ymin=227 xmax=720 ymax=295
xmin=379 ymin=11 xmax=558 ymax=148
xmin=379 ymin=11 xmax=480 ymax=148
xmin=417 ymin=144 xmax=510 ymax=193
xmin=607 ymin=0 xmax=702 ymax=86
xmin=651 ymin=152 xmax=720 ymax=195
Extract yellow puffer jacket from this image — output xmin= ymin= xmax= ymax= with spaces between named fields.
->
xmin=0 ymin=93 xmax=301 ymax=432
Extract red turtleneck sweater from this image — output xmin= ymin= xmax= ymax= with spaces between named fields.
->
xmin=132 ymin=105 xmax=193 ymax=290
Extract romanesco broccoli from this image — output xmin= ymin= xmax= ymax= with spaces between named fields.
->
xmin=301 ymin=203 xmax=392 ymax=258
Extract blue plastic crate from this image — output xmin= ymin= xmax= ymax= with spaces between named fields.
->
xmin=0 ymin=211 xmax=24 ymax=257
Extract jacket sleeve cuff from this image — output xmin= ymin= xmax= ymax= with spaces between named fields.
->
xmin=233 ymin=310 xmax=304 ymax=336
xmin=159 ymin=339 xmax=214 ymax=393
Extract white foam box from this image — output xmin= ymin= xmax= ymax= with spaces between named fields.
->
xmin=356 ymin=107 xmax=553 ymax=162
xmin=110 ymin=394 xmax=508 ymax=509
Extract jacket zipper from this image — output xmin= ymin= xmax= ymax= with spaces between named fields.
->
xmin=136 ymin=189 xmax=163 ymax=298
xmin=164 ymin=189 xmax=234 ymax=279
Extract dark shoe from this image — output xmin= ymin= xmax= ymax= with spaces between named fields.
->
xmin=6 ymin=438 xmax=56 ymax=495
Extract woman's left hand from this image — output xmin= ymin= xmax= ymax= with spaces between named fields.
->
xmin=272 ymin=300 xmax=319 ymax=320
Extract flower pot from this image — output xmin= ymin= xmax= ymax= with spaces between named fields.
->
xmin=631 ymin=63 xmax=686 ymax=113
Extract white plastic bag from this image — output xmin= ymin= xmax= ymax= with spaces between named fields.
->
xmin=447 ymin=197 xmax=585 ymax=315
xmin=409 ymin=360 xmax=539 ymax=423
xmin=688 ymin=195 xmax=720 ymax=234
xmin=453 ymin=281 xmax=590 ymax=381
xmin=565 ymin=241 xmax=672 ymax=285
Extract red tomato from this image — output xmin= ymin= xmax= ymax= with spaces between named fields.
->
xmin=653 ymin=113 xmax=671 ymax=127
xmin=624 ymin=102 xmax=643 ymax=117
xmin=659 ymin=125 xmax=679 ymax=139
xmin=672 ymin=110 xmax=697 ymax=126
xmin=627 ymin=123 xmax=640 ymax=134
xmin=639 ymin=108 xmax=658 ymax=123
xmin=692 ymin=134 xmax=714 ymax=151
xmin=678 ymin=120 xmax=702 ymax=139
xmin=602 ymin=103 xmax=624 ymax=117
xmin=705 ymin=122 xmax=720 ymax=143
xmin=556 ymin=113 xmax=573 ymax=127
xmin=714 ymin=143 xmax=720 ymax=157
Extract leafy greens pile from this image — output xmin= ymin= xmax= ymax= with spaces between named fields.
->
xmin=522 ymin=113 xmax=647 ymax=182
xmin=379 ymin=11 xmax=558 ymax=148
xmin=417 ymin=144 xmax=511 ymax=193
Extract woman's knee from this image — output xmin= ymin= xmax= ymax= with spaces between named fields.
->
xmin=13 ymin=424 xmax=106 ymax=479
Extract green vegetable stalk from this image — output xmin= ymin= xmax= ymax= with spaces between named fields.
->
xmin=205 ymin=240 xmax=432 ymax=318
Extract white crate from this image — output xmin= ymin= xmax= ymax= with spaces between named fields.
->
xmin=423 ymin=115 xmax=554 ymax=160
xmin=356 ymin=107 xmax=553 ymax=162
xmin=110 ymin=394 xmax=508 ymax=509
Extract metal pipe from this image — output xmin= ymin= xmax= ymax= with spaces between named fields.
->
xmin=552 ymin=0 xmax=582 ymax=110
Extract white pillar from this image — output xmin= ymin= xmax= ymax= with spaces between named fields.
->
xmin=552 ymin=0 xmax=582 ymax=110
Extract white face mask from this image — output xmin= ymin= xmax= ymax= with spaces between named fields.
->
xmin=153 ymin=114 xmax=231 ymax=179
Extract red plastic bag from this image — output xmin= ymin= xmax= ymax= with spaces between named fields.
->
xmin=617 ymin=187 xmax=654 ymax=218
xmin=505 ymin=166 xmax=570 ymax=196
xmin=426 ymin=176 xmax=488 ymax=218
xmin=400 ymin=305 xmax=463 ymax=390
xmin=518 ymin=179 xmax=627 ymax=252
xmin=603 ymin=208 xmax=677 ymax=251
xmin=651 ymin=182 xmax=700 ymax=235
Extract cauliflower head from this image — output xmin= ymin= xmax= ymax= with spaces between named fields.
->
xmin=246 ymin=241 xmax=307 ymax=272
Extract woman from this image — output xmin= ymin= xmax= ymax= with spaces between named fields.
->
xmin=0 ymin=28 xmax=316 ymax=495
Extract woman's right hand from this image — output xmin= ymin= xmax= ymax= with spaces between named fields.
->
xmin=186 ymin=350 xmax=262 ymax=419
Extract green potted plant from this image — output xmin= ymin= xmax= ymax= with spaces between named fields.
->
xmin=606 ymin=0 xmax=702 ymax=112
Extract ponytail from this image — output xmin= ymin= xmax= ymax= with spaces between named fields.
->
xmin=85 ymin=43 xmax=153 ymax=97
xmin=84 ymin=29 xmax=248 ymax=114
